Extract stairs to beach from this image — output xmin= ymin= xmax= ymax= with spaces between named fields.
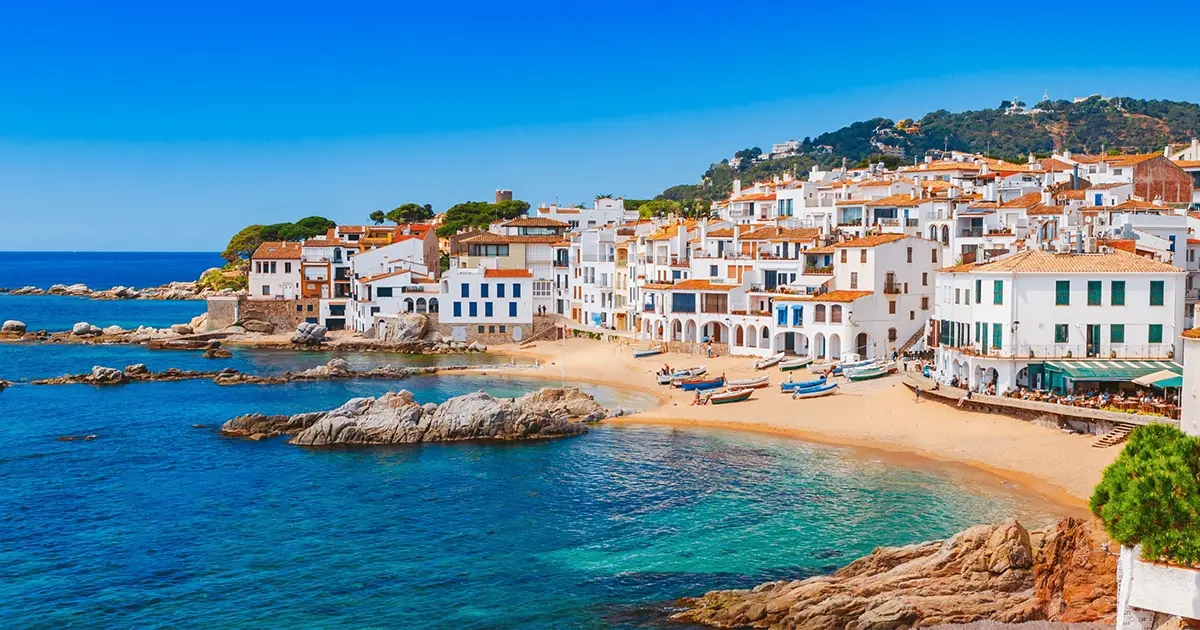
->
xmin=1093 ymin=423 xmax=1135 ymax=448
xmin=897 ymin=324 xmax=927 ymax=356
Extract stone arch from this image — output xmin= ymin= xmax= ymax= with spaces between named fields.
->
xmin=671 ymin=319 xmax=683 ymax=342
xmin=747 ymin=325 xmax=758 ymax=348
xmin=415 ymin=297 xmax=428 ymax=314
xmin=428 ymin=297 xmax=439 ymax=313
xmin=855 ymin=332 xmax=869 ymax=358
xmin=828 ymin=333 xmax=842 ymax=360
xmin=813 ymin=332 xmax=826 ymax=359
xmin=403 ymin=297 xmax=414 ymax=312
xmin=735 ymin=325 xmax=745 ymax=346
xmin=684 ymin=320 xmax=698 ymax=343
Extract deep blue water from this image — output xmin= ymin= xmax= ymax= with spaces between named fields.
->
xmin=0 ymin=342 xmax=1054 ymax=629
xmin=0 ymin=251 xmax=223 ymax=289
xmin=0 ymin=251 xmax=222 ymax=332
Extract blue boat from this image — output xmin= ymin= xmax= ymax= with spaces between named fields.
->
xmin=792 ymin=382 xmax=839 ymax=399
xmin=679 ymin=375 xmax=725 ymax=391
xmin=780 ymin=377 xmax=826 ymax=392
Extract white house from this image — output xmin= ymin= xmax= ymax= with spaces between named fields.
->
xmin=440 ymin=268 xmax=534 ymax=331
xmin=932 ymin=247 xmax=1185 ymax=394
xmin=248 ymin=241 xmax=302 ymax=299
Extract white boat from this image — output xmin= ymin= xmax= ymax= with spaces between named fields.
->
xmin=633 ymin=345 xmax=664 ymax=358
xmin=659 ymin=366 xmax=707 ymax=385
xmin=845 ymin=361 xmax=895 ymax=381
xmin=726 ymin=375 xmax=770 ymax=390
xmin=793 ymin=382 xmax=839 ymax=399
xmin=754 ymin=352 xmax=785 ymax=370
xmin=778 ymin=355 xmax=814 ymax=372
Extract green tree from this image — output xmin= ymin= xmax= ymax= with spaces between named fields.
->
xmin=1090 ymin=424 xmax=1200 ymax=565
xmin=219 ymin=216 xmax=335 ymax=262
xmin=638 ymin=199 xmax=682 ymax=219
xmin=493 ymin=199 xmax=530 ymax=220
xmin=369 ymin=210 xmax=386 ymax=224
xmin=386 ymin=202 xmax=434 ymax=224
xmin=221 ymin=224 xmax=267 ymax=262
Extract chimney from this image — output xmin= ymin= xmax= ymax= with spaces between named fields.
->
xmin=733 ymin=179 xmax=742 ymax=196
xmin=1193 ymin=138 xmax=1199 ymax=159
xmin=1041 ymin=191 xmax=1052 ymax=206
xmin=924 ymin=155 xmax=933 ymax=164
xmin=1063 ymin=149 xmax=1072 ymax=160
xmin=985 ymin=181 xmax=997 ymax=202
xmin=1028 ymin=152 xmax=1035 ymax=164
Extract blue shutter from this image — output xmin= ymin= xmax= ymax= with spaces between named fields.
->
xmin=485 ymin=302 xmax=493 ymax=317
xmin=509 ymin=302 xmax=517 ymax=317
xmin=513 ymin=283 xmax=521 ymax=298
xmin=453 ymin=302 xmax=462 ymax=317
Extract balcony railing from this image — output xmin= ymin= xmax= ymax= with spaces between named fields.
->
xmin=962 ymin=228 xmax=984 ymax=238
xmin=883 ymin=282 xmax=902 ymax=295
xmin=804 ymin=266 xmax=834 ymax=275
xmin=942 ymin=343 xmax=1175 ymax=360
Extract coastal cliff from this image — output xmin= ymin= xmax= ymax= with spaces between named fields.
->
xmin=221 ymin=386 xmax=622 ymax=446
xmin=673 ymin=518 xmax=1116 ymax=629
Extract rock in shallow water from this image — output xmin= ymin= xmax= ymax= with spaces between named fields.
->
xmin=221 ymin=387 xmax=613 ymax=446
xmin=1 ymin=320 xmax=26 ymax=333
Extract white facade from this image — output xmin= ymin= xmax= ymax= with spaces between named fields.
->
xmin=249 ymin=256 xmax=300 ymax=299
xmin=439 ymin=268 xmax=534 ymax=326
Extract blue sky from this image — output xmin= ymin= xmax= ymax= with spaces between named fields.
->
xmin=2 ymin=0 xmax=1198 ymax=251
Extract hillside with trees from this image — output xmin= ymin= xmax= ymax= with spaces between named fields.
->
xmin=658 ymin=96 xmax=1200 ymax=203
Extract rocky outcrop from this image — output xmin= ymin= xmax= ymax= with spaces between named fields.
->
xmin=221 ymin=386 xmax=611 ymax=446
xmin=0 ymin=379 xmax=11 ymax=391
xmin=290 ymin=322 xmax=327 ymax=345
xmin=380 ymin=313 xmax=428 ymax=342
xmin=203 ymin=347 xmax=233 ymax=359
xmin=12 ymin=280 xmax=237 ymax=302
xmin=673 ymin=518 xmax=1116 ymax=629
xmin=32 ymin=364 xmax=221 ymax=385
xmin=9 ymin=286 xmax=45 ymax=295
xmin=71 ymin=322 xmax=102 ymax=337
xmin=239 ymin=319 xmax=275 ymax=334
xmin=2 ymin=320 xmax=26 ymax=334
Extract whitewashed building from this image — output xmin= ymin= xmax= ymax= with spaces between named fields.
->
xmin=440 ymin=268 xmax=534 ymax=330
xmin=248 ymin=241 xmax=302 ymax=299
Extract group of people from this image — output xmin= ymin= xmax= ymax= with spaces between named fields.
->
xmin=1005 ymin=386 xmax=1178 ymax=414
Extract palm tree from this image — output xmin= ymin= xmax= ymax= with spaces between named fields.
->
xmin=594 ymin=193 xmax=615 ymax=200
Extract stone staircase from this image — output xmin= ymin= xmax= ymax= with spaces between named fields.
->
xmin=897 ymin=324 xmax=928 ymax=356
xmin=1093 ymin=423 xmax=1135 ymax=448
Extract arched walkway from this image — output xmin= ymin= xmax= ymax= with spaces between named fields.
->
xmin=735 ymin=325 xmax=744 ymax=346
xmin=684 ymin=320 xmax=698 ymax=343
xmin=855 ymin=332 xmax=869 ymax=358
xmin=828 ymin=333 xmax=841 ymax=360
xmin=403 ymin=297 xmax=414 ymax=312
xmin=415 ymin=297 xmax=428 ymax=314
xmin=747 ymin=325 xmax=757 ymax=348
xmin=671 ymin=319 xmax=683 ymax=342
xmin=428 ymin=297 xmax=439 ymax=313
xmin=813 ymin=332 xmax=826 ymax=359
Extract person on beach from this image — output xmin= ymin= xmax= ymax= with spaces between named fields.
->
xmin=957 ymin=388 xmax=971 ymax=408
xmin=914 ymin=385 xmax=921 ymax=402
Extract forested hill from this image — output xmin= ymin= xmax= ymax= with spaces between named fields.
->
xmin=658 ymin=96 xmax=1200 ymax=203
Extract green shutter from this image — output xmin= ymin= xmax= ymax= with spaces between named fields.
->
xmin=1087 ymin=281 xmax=1101 ymax=306
xmin=1055 ymin=324 xmax=1068 ymax=343
xmin=1150 ymin=280 xmax=1164 ymax=306
xmin=1111 ymin=280 xmax=1125 ymax=306
xmin=1110 ymin=324 xmax=1124 ymax=343
xmin=975 ymin=279 xmax=981 ymax=304
xmin=993 ymin=280 xmax=1003 ymax=305
xmin=992 ymin=323 xmax=1002 ymax=349
xmin=1055 ymin=280 xmax=1070 ymax=305
xmin=1149 ymin=324 xmax=1163 ymax=344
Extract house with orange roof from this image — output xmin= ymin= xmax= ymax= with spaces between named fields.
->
xmin=438 ymin=267 xmax=535 ymax=339
xmin=534 ymin=196 xmax=638 ymax=228
xmin=932 ymin=247 xmax=1184 ymax=395
xmin=1053 ymin=151 xmax=1192 ymax=204
xmin=248 ymin=241 xmax=303 ymax=300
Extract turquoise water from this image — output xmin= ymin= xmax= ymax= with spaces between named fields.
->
xmin=0 ymin=343 xmax=1053 ymax=628
xmin=0 ymin=294 xmax=206 ymax=332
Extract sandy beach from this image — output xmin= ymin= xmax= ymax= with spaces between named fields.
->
xmin=488 ymin=337 xmax=1117 ymax=512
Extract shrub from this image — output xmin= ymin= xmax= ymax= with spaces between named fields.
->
xmin=1090 ymin=423 xmax=1200 ymax=565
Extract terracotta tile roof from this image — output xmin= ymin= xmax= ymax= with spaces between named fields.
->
xmin=502 ymin=217 xmax=570 ymax=228
xmin=967 ymin=200 xmax=1004 ymax=209
xmin=301 ymin=239 xmax=346 ymax=248
xmin=1039 ymin=157 xmax=1076 ymax=172
xmin=835 ymin=234 xmax=909 ymax=248
xmin=460 ymin=233 xmax=564 ymax=244
xmin=805 ymin=245 xmax=836 ymax=255
xmin=774 ymin=290 xmax=873 ymax=303
xmin=738 ymin=226 xmax=822 ymax=241
xmin=947 ymin=249 xmax=1182 ymax=274
xmin=1099 ymin=239 xmax=1137 ymax=253
xmin=1085 ymin=183 xmax=1130 ymax=190
xmin=1182 ymin=328 xmax=1200 ymax=340
xmin=1175 ymin=160 xmax=1200 ymax=169
xmin=337 ymin=225 xmax=367 ymax=234
xmin=360 ymin=269 xmax=411 ymax=283
xmin=900 ymin=160 xmax=982 ymax=173
xmin=834 ymin=199 xmax=869 ymax=206
xmin=865 ymin=193 xmax=923 ymax=208
xmin=641 ymin=279 xmax=736 ymax=291
xmin=730 ymin=192 xmax=777 ymax=202
xmin=1001 ymin=192 xmax=1045 ymax=209
xmin=1189 ymin=239 xmax=1200 ymax=245
xmin=483 ymin=269 xmax=533 ymax=278
xmin=856 ymin=179 xmax=896 ymax=188
xmin=251 ymin=241 xmax=302 ymax=260
xmin=646 ymin=221 xmax=697 ymax=241
xmin=705 ymin=228 xmax=735 ymax=238
xmin=1073 ymin=153 xmax=1161 ymax=167
xmin=1080 ymin=200 xmax=1169 ymax=212
xmin=1056 ymin=190 xmax=1087 ymax=201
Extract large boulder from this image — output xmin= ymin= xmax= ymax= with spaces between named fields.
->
xmin=382 ymin=313 xmax=428 ymax=342
xmin=1 ymin=320 xmax=26 ymax=333
xmin=71 ymin=322 xmax=101 ymax=336
xmin=10 ymin=286 xmax=44 ymax=295
xmin=673 ymin=517 xmax=1116 ymax=629
xmin=169 ymin=324 xmax=193 ymax=335
xmin=203 ymin=347 xmax=233 ymax=359
xmin=291 ymin=322 xmax=327 ymax=345
xmin=102 ymin=325 xmax=126 ymax=335
xmin=240 ymin=319 xmax=275 ymax=334
xmin=189 ymin=313 xmax=209 ymax=333
xmin=90 ymin=366 xmax=127 ymax=384
xmin=221 ymin=387 xmax=608 ymax=446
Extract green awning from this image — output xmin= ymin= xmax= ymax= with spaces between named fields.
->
xmin=1043 ymin=360 xmax=1181 ymax=383
xmin=1132 ymin=369 xmax=1184 ymax=389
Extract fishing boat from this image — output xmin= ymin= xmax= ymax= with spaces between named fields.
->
xmin=754 ymin=352 xmax=785 ymax=370
xmin=792 ymin=382 xmax=839 ymax=399
xmin=846 ymin=362 xmax=894 ymax=382
xmin=659 ymin=366 xmax=707 ymax=385
xmin=632 ymin=344 xmax=664 ymax=358
xmin=678 ymin=375 xmax=725 ymax=391
xmin=707 ymin=389 xmax=753 ymax=404
xmin=815 ymin=357 xmax=873 ymax=376
xmin=780 ymin=376 xmax=826 ymax=392
xmin=726 ymin=375 xmax=770 ymax=390
xmin=778 ymin=355 xmax=813 ymax=372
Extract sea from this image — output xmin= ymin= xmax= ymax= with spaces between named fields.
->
xmin=0 ymin=253 xmax=1058 ymax=628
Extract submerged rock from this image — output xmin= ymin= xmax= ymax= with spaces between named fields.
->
xmin=221 ymin=387 xmax=611 ymax=446
xmin=672 ymin=518 xmax=1116 ymax=629
xmin=203 ymin=347 xmax=233 ymax=359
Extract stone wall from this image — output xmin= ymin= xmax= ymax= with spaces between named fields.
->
xmin=205 ymin=296 xmax=321 ymax=333
xmin=425 ymin=313 xmax=558 ymax=346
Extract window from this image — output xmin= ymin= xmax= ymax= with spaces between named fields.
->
xmin=932 ymin=248 xmax=938 ymax=263
xmin=840 ymin=249 xmax=847 ymax=264
xmin=453 ymin=302 xmax=462 ymax=317
xmin=860 ymin=249 xmax=867 ymax=263
xmin=975 ymin=279 xmax=981 ymax=303
xmin=269 ymin=261 xmax=276 ymax=273
xmin=469 ymin=302 xmax=478 ymax=317
xmin=888 ymin=328 xmax=897 ymax=342
xmin=1054 ymin=324 xmax=1068 ymax=343
xmin=478 ymin=326 xmax=485 ymax=333
xmin=992 ymin=323 xmax=1002 ymax=349
xmin=910 ymin=310 xmax=915 ymax=320
xmin=815 ymin=304 xmax=826 ymax=322
xmin=485 ymin=302 xmax=493 ymax=317
xmin=376 ymin=287 xmax=393 ymax=298
xmin=1055 ymin=280 xmax=1070 ymax=305
xmin=965 ymin=290 xmax=970 ymax=303
xmin=284 ymin=263 xmax=292 ymax=274
xmin=792 ymin=306 xmax=802 ymax=326
xmin=499 ymin=326 xmax=506 ymax=333
xmin=513 ymin=283 xmax=522 ymax=298
xmin=777 ymin=307 xmax=787 ymax=325
xmin=710 ymin=265 xmax=718 ymax=277
xmin=296 ymin=305 xmax=303 ymax=313
xmin=1110 ymin=324 xmax=1125 ymax=343
xmin=488 ymin=325 xmax=495 ymax=333
xmin=481 ymin=283 xmax=489 ymax=298
xmin=889 ymin=301 xmax=896 ymax=314
xmin=261 ymin=285 xmax=270 ymax=296
xmin=830 ymin=305 xmax=843 ymax=323
xmin=1111 ymin=280 xmax=1125 ymax=306
xmin=468 ymin=244 xmax=509 ymax=257
xmin=906 ymin=247 xmax=913 ymax=263
xmin=461 ymin=283 xmax=469 ymax=298
xmin=509 ymin=302 xmax=517 ymax=317
xmin=671 ymin=293 xmax=696 ymax=313
xmin=850 ymin=272 xmax=858 ymax=289
xmin=307 ymin=304 xmax=314 ymax=312
xmin=921 ymin=296 xmax=929 ymax=310
xmin=1149 ymin=324 xmax=1163 ymax=344
xmin=1150 ymin=280 xmax=1164 ymax=306
xmin=955 ymin=289 xmax=960 ymax=304
xmin=993 ymin=280 xmax=1003 ymax=305
xmin=329 ymin=305 xmax=345 ymax=316
xmin=1087 ymin=281 xmax=1101 ymax=306
xmin=922 ymin=272 xmax=928 ymax=286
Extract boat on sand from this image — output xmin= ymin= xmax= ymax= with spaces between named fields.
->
xmin=754 ymin=353 xmax=785 ymax=370
xmin=792 ymin=382 xmax=839 ymax=398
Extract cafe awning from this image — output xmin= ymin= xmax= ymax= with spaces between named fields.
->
xmin=1132 ymin=369 xmax=1184 ymax=389
xmin=1043 ymin=360 xmax=1181 ymax=383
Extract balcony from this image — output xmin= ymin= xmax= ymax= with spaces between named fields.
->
xmin=962 ymin=228 xmax=984 ymax=238
xmin=804 ymin=265 xmax=834 ymax=275
xmin=553 ymin=260 xmax=569 ymax=268
xmin=883 ymin=282 xmax=902 ymax=295
xmin=943 ymin=343 xmax=1175 ymax=360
